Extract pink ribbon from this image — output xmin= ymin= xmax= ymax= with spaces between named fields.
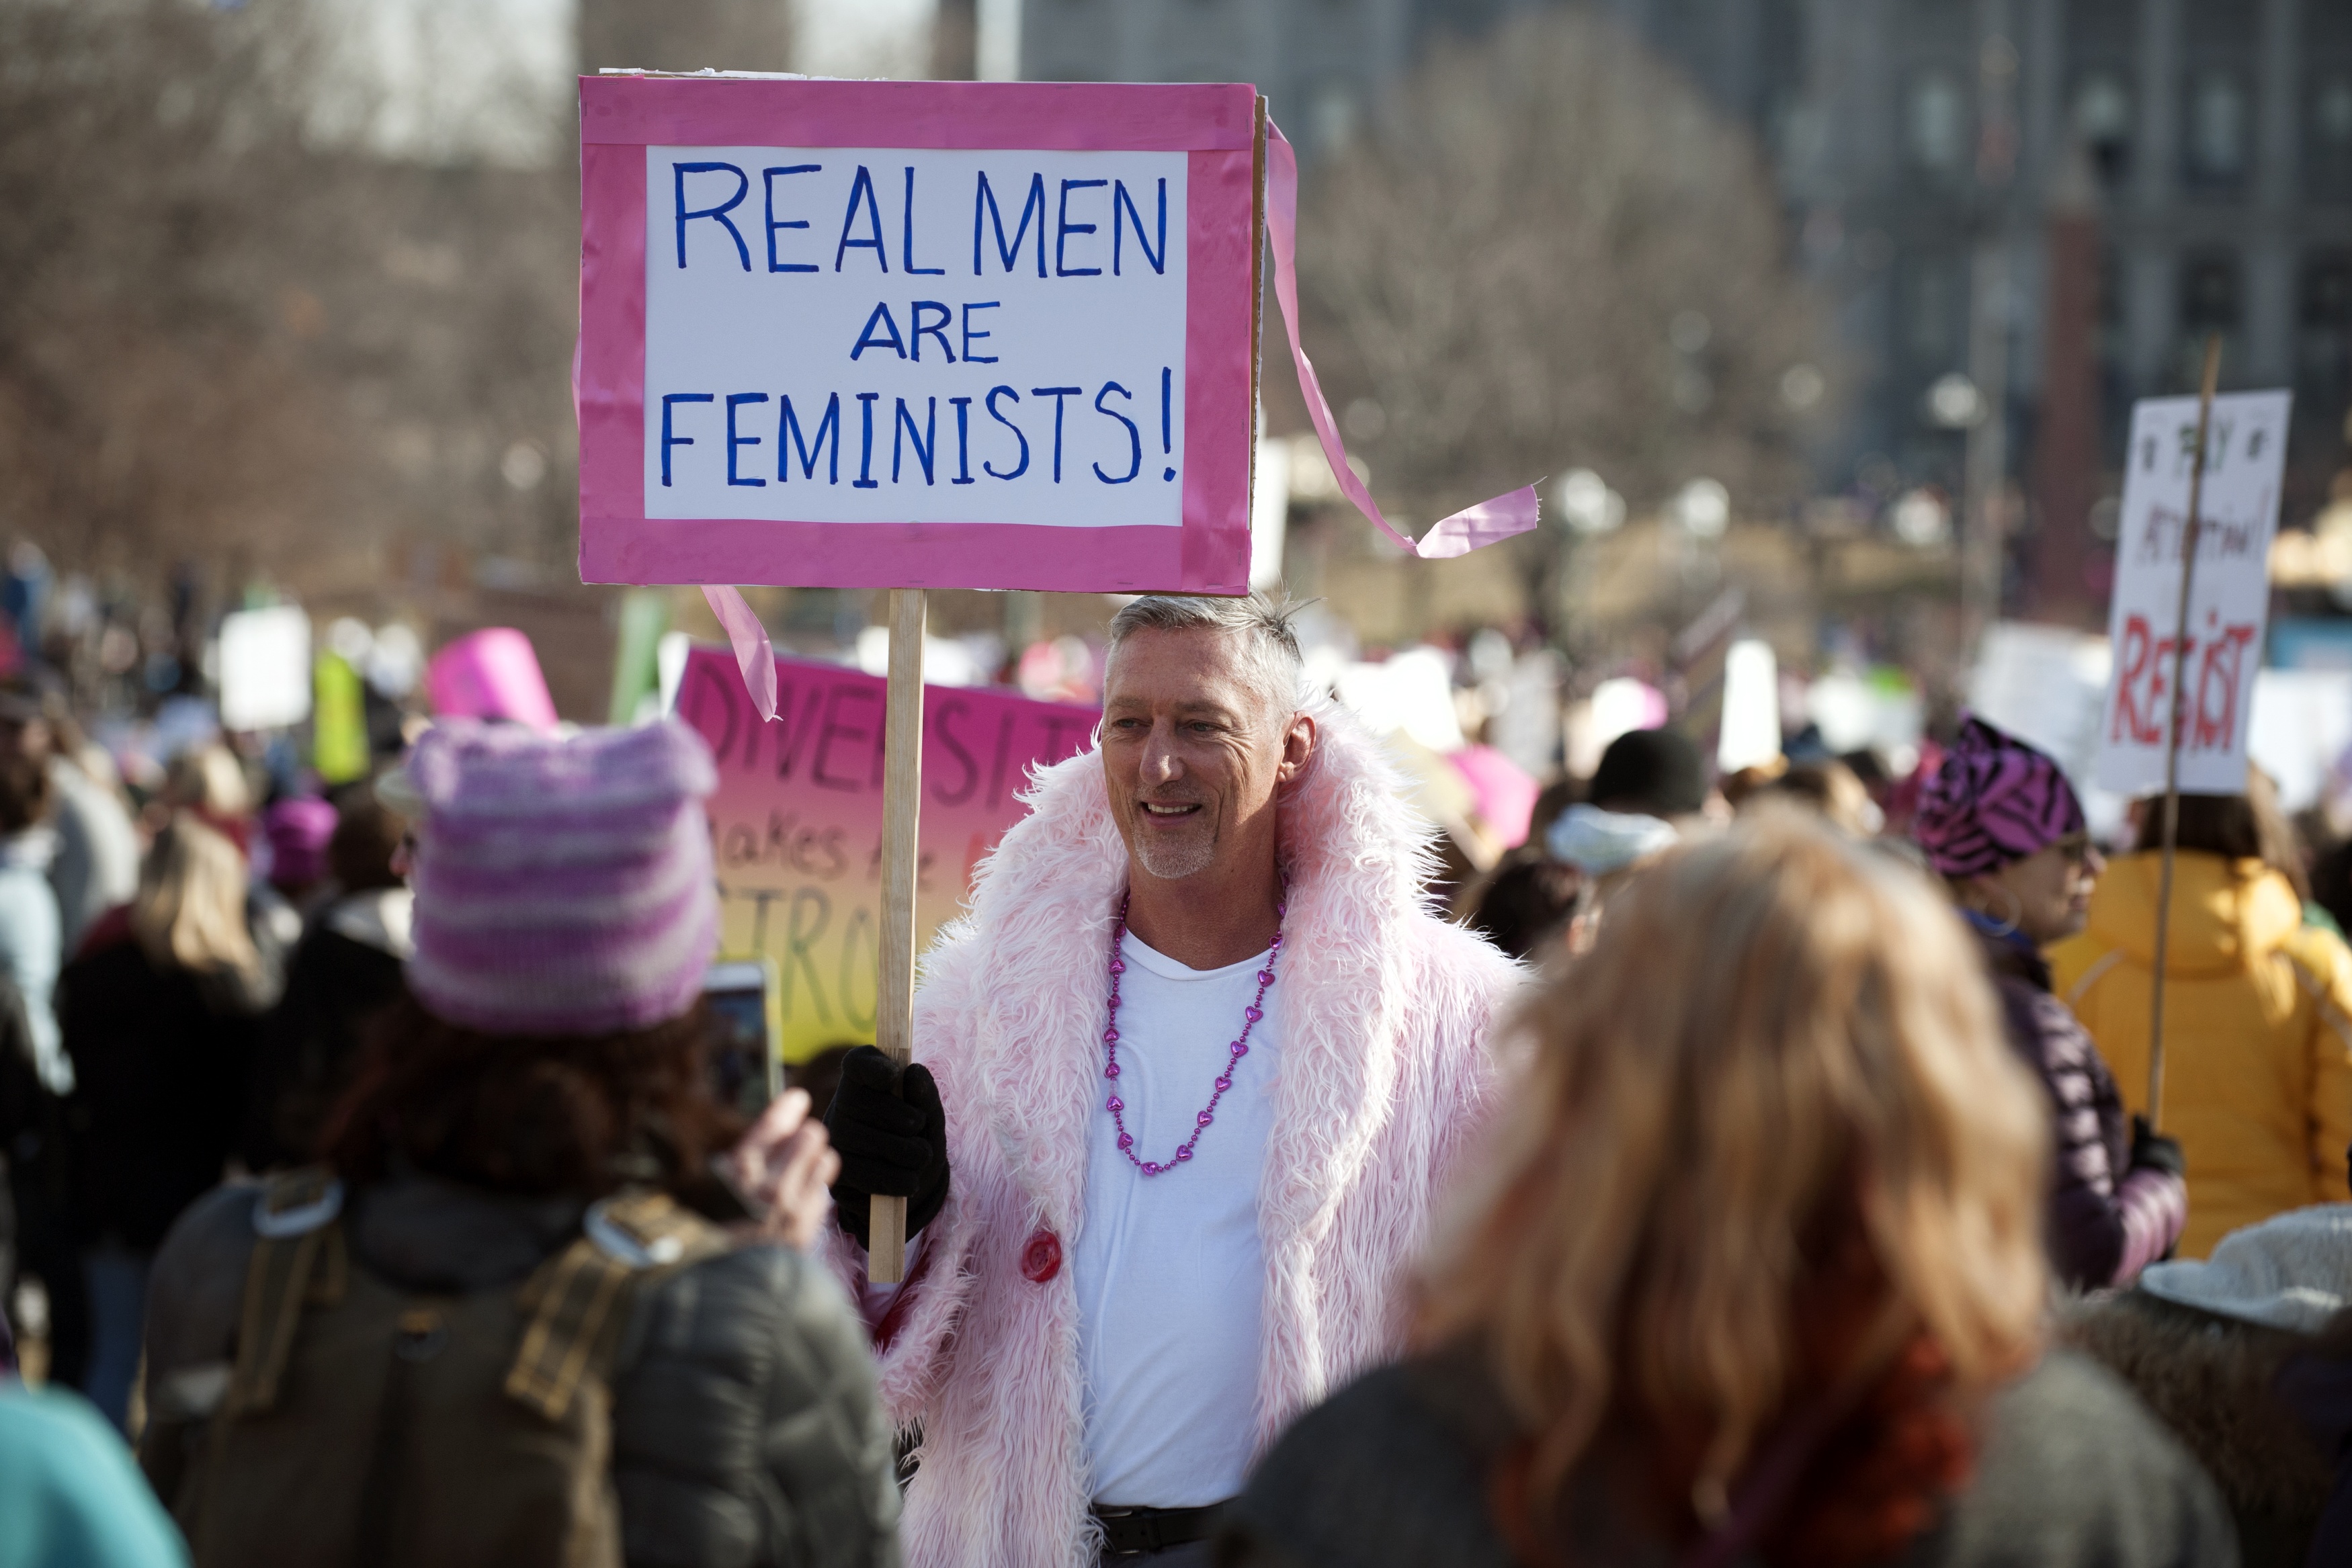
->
xmin=701 ymin=586 xmax=780 ymax=722
xmin=1263 ymin=120 xmax=1542 ymax=558
xmin=697 ymin=117 xmax=1540 ymax=721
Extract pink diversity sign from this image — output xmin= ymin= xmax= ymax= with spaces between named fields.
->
xmin=577 ymin=76 xmax=1263 ymax=593
xmin=675 ymin=645 xmax=1097 ymax=1059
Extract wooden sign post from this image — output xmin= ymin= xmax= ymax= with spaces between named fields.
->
xmin=868 ymin=588 xmax=925 ymax=1280
xmin=2143 ymin=335 xmax=2221 ymax=1130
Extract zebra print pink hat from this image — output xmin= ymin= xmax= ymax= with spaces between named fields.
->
xmin=1911 ymin=715 xmax=2086 ymax=879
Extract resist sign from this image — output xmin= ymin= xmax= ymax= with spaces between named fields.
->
xmin=579 ymin=79 xmax=1262 ymax=594
xmin=2094 ymin=389 xmax=2292 ymax=796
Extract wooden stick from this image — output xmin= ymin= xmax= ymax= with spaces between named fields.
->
xmin=2147 ymin=335 xmax=2222 ymax=1131
xmin=868 ymin=588 xmax=926 ymax=1283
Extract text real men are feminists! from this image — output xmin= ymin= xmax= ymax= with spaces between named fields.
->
xmin=659 ymin=160 xmax=1179 ymax=493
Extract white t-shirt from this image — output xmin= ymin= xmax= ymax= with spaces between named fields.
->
xmin=1073 ymin=932 xmax=1282 ymax=1508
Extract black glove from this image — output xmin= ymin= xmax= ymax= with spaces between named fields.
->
xmin=2130 ymin=1114 xmax=2186 ymax=1179
xmin=824 ymin=1045 xmax=949 ymax=1249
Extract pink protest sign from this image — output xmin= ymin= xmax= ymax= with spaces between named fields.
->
xmin=675 ymin=644 xmax=1097 ymax=1058
xmin=578 ymin=77 xmax=1263 ymax=594
xmin=425 ymin=628 xmax=559 ymax=730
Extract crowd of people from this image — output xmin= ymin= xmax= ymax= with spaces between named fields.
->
xmin=0 ymin=697 xmax=415 ymax=1425
xmin=1 ymin=592 xmax=2349 ymax=1567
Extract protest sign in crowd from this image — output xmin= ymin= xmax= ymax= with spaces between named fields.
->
xmin=6 ymin=42 xmax=2352 ymax=1568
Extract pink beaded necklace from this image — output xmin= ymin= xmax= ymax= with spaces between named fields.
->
xmin=1101 ymin=891 xmax=1284 ymax=1175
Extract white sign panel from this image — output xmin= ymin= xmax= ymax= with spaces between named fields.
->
xmin=1717 ymin=639 xmax=1781 ymax=773
xmin=644 ymin=147 xmax=1189 ymax=529
xmin=217 ymin=606 xmax=312 ymax=732
xmin=2248 ymin=668 xmax=2352 ymax=812
xmin=2094 ymin=390 xmax=2291 ymax=795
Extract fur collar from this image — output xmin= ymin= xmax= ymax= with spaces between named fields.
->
xmin=930 ymin=697 xmax=1443 ymax=1258
xmin=2060 ymin=1289 xmax=2332 ymax=1516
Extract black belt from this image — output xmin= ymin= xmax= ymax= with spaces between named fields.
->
xmin=1091 ymin=1501 xmax=1228 ymax=1558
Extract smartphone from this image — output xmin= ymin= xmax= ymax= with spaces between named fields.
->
xmin=703 ymin=959 xmax=782 ymax=1120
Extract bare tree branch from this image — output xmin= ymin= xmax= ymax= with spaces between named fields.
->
xmin=1297 ymin=8 xmax=1843 ymax=523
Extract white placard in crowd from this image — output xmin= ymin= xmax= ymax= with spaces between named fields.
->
xmin=1250 ymin=431 xmax=1290 ymax=590
xmin=1970 ymin=620 xmax=2126 ymax=838
xmin=217 ymin=605 xmax=312 ymax=732
xmin=2246 ymin=668 xmax=2352 ymax=813
xmin=2093 ymin=390 xmax=2292 ymax=795
xmin=1716 ymin=639 xmax=1781 ymax=773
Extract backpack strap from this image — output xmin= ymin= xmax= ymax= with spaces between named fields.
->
xmin=224 ymin=1167 xmax=348 ymax=1418
xmin=503 ymin=1190 xmax=729 ymax=1423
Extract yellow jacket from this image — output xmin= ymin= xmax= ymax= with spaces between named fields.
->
xmin=2049 ymin=851 xmax=2352 ymax=1257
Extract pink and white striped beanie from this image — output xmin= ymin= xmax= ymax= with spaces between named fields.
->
xmin=403 ymin=717 xmax=720 ymax=1036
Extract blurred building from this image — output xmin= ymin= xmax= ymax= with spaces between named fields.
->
xmin=578 ymin=0 xmax=794 ymax=75
xmin=986 ymin=0 xmax=2352 ymax=625
xmin=1001 ymin=0 xmax=1400 ymax=154
xmin=991 ymin=0 xmax=1567 ymax=157
xmin=1621 ymin=0 xmax=2352 ymax=620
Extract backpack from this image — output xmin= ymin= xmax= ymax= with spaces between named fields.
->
xmin=167 ymin=1168 xmax=730 ymax=1568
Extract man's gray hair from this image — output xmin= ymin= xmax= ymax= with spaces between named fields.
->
xmin=1105 ymin=593 xmax=1306 ymax=715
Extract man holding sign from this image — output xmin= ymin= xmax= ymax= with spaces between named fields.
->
xmin=822 ymin=596 xmax=1521 ymax=1567
xmin=576 ymin=73 xmax=1538 ymax=1567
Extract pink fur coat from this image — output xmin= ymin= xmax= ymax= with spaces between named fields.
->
xmin=845 ymin=700 xmax=1522 ymax=1568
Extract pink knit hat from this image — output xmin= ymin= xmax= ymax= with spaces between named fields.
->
xmin=263 ymin=797 xmax=338 ymax=889
xmin=403 ymin=717 xmax=720 ymax=1036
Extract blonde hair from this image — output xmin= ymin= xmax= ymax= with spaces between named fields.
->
xmin=163 ymin=744 xmax=253 ymax=820
xmin=1419 ymin=811 xmax=2049 ymax=1525
xmin=132 ymin=813 xmax=261 ymax=982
